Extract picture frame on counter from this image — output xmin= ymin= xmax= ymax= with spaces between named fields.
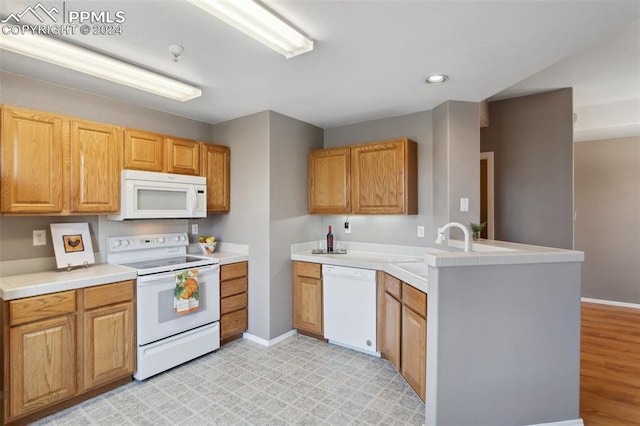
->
xmin=50 ymin=222 xmax=95 ymax=269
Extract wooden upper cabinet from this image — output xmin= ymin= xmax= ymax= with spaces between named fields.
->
xmin=201 ymin=143 xmax=230 ymax=212
xmin=166 ymin=137 xmax=200 ymax=175
xmin=123 ymin=129 xmax=164 ymax=172
xmin=308 ymin=138 xmax=417 ymax=215
xmin=308 ymin=147 xmax=351 ymax=214
xmin=70 ymin=120 xmax=122 ymax=213
xmin=1 ymin=106 xmax=64 ymax=213
xmin=352 ymin=138 xmax=417 ymax=214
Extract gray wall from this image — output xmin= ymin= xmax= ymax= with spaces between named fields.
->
xmin=481 ymin=89 xmax=574 ymax=249
xmin=432 ymin=101 xmax=480 ymax=237
xmin=0 ymin=71 xmax=215 ymax=269
xmin=269 ymin=112 xmax=324 ymax=338
xmin=211 ymin=112 xmax=271 ymax=340
xmin=323 ymin=110 xmax=435 ymax=244
xmin=575 ymin=136 xmax=640 ymax=303
xmin=211 ymin=111 xmax=323 ymax=340
xmin=427 ymin=262 xmax=582 ymax=425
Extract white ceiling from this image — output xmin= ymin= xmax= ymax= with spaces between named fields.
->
xmin=1 ymin=0 xmax=639 ymax=140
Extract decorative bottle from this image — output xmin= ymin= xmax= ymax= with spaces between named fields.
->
xmin=326 ymin=226 xmax=334 ymax=252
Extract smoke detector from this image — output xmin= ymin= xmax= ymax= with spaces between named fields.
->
xmin=169 ymin=44 xmax=184 ymax=62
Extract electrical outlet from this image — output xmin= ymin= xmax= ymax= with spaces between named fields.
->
xmin=191 ymin=224 xmax=198 ymax=235
xmin=344 ymin=221 xmax=351 ymax=234
xmin=33 ymin=230 xmax=46 ymax=246
xmin=417 ymin=226 xmax=425 ymax=238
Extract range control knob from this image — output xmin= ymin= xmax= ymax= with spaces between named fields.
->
xmin=179 ymin=234 xmax=186 ymax=241
xmin=113 ymin=240 xmax=121 ymax=247
xmin=122 ymin=240 xmax=130 ymax=247
xmin=158 ymin=237 xmax=165 ymax=243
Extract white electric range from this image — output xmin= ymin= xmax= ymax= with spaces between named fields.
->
xmin=107 ymin=232 xmax=220 ymax=380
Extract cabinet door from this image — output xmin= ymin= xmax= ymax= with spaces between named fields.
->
xmin=70 ymin=120 xmax=122 ymax=213
xmin=9 ymin=315 xmax=77 ymax=419
xmin=1 ymin=107 xmax=64 ymax=213
xmin=382 ymin=292 xmax=402 ymax=371
xmin=401 ymin=306 xmax=426 ymax=401
xmin=308 ymin=147 xmax=351 ymax=214
xmin=123 ymin=129 xmax=164 ymax=172
xmin=83 ymin=302 xmax=135 ymax=390
xmin=201 ymin=143 xmax=230 ymax=212
xmin=292 ymin=275 xmax=323 ymax=335
xmin=351 ymin=138 xmax=417 ymax=214
xmin=167 ymin=137 xmax=200 ymax=175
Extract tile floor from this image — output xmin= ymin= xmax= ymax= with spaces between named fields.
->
xmin=33 ymin=335 xmax=425 ymax=425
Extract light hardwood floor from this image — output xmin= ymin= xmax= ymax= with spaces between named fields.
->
xmin=580 ymin=302 xmax=640 ymax=425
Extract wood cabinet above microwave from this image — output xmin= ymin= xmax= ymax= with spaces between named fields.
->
xmin=308 ymin=138 xmax=417 ymax=215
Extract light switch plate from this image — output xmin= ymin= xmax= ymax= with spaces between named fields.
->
xmin=191 ymin=224 xmax=198 ymax=235
xmin=417 ymin=226 xmax=425 ymax=237
xmin=460 ymin=197 xmax=469 ymax=212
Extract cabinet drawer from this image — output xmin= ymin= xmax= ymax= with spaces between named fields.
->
xmin=221 ymin=262 xmax=248 ymax=281
xmin=221 ymin=293 xmax=248 ymax=314
xmin=384 ymin=274 xmax=402 ymax=299
xmin=9 ymin=291 xmax=76 ymax=326
xmin=84 ymin=280 xmax=135 ymax=310
xmin=295 ymin=261 xmax=321 ymax=279
xmin=402 ymin=282 xmax=427 ymax=317
xmin=221 ymin=308 xmax=248 ymax=338
xmin=221 ymin=277 xmax=248 ymax=299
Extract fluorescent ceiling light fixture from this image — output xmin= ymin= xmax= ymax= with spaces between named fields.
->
xmin=426 ymin=74 xmax=449 ymax=84
xmin=188 ymin=0 xmax=313 ymax=59
xmin=0 ymin=29 xmax=202 ymax=102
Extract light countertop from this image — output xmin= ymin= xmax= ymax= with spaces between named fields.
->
xmin=0 ymin=263 xmax=138 ymax=301
xmin=1 ymin=242 xmax=249 ymax=301
xmin=291 ymin=239 xmax=584 ymax=294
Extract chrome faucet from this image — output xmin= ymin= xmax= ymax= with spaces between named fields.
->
xmin=435 ymin=222 xmax=471 ymax=252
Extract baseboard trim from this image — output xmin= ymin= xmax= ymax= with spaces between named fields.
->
xmin=242 ymin=329 xmax=297 ymax=347
xmin=582 ymin=297 xmax=640 ymax=310
xmin=528 ymin=419 xmax=583 ymax=426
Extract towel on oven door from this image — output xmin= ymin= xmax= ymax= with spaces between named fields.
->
xmin=174 ymin=269 xmax=200 ymax=314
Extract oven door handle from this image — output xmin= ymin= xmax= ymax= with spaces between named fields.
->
xmin=137 ymin=264 xmax=219 ymax=285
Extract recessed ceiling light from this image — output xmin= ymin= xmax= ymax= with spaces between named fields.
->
xmin=426 ymin=74 xmax=449 ymax=84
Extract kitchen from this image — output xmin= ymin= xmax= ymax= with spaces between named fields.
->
xmin=1 ymin=1 xmax=639 ymax=425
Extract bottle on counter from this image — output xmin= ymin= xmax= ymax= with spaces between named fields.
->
xmin=327 ymin=226 xmax=334 ymax=252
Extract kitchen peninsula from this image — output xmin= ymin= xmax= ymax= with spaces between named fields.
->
xmin=292 ymin=239 xmax=584 ymax=426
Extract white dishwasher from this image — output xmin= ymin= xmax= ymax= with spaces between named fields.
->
xmin=322 ymin=264 xmax=379 ymax=356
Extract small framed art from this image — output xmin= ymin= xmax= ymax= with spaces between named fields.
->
xmin=50 ymin=222 xmax=95 ymax=269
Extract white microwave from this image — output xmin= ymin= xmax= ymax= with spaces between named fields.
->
xmin=108 ymin=170 xmax=207 ymax=220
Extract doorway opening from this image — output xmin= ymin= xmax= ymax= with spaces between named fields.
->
xmin=480 ymin=152 xmax=495 ymax=240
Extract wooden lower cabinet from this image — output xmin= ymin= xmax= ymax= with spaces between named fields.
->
xmin=9 ymin=314 xmax=77 ymax=419
xmin=381 ymin=292 xmax=402 ymax=370
xmin=292 ymin=261 xmax=323 ymax=336
xmin=2 ymin=280 xmax=136 ymax=424
xmin=380 ymin=273 xmax=427 ymax=401
xmin=83 ymin=301 xmax=135 ymax=390
xmin=220 ymin=262 xmax=248 ymax=341
xmin=401 ymin=305 xmax=427 ymax=400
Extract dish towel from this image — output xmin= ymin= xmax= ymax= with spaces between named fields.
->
xmin=174 ymin=269 xmax=200 ymax=314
